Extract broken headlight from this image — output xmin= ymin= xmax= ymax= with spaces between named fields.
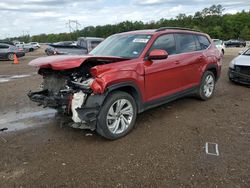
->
xmin=71 ymin=78 xmax=94 ymax=90
xmin=229 ymin=60 xmax=235 ymax=69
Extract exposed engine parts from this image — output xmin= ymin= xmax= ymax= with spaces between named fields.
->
xmin=28 ymin=58 xmax=117 ymax=129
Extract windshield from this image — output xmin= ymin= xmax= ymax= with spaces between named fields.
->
xmin=243 ymin=48 xmax=250 ymax=56
xmin=90 ymin=34 xmax=152 ymax=58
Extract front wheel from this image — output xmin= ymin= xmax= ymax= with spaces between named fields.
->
xmin=96 ymin=91 xmax=137 ymax=140
xmin=197 ymin=71 xmax=216 ymax=100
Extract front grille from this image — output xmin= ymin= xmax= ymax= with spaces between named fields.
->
xmin=43 ymin=75 xmax=67 ymax=94
xmin=235 ymin=65 xmax=250 ymax=75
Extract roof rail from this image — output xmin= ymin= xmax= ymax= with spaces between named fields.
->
xmin=155 ymin=27 xmax=201 ymax=33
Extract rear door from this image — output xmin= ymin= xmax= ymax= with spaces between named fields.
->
xmin=174 ymin=33 xmax=207 ymax=89
xmin=144 ymin=34 xmax=184 ymax=102
xmin=0 ymin=44 xmax=9 ymax=59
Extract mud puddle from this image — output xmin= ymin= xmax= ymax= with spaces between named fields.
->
xmin=0 ymin=74 xmax=35 ymax=83
xmin=0 ymin=109 xmax=57 ymax=133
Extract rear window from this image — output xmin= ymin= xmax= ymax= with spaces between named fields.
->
xmin=175 ymin=34 xmax=197 ymax=53
xmin=197 ymin=35 xmax=211 ymax=50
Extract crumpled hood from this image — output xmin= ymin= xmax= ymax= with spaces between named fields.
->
xmin=234 ymin=55 xmax=250 ymax=66
xmin=28 ymin=55 xmax=127 ymax=70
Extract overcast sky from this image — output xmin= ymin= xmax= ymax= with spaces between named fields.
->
xmin=0 ymin=0 xmax=249 ymax=39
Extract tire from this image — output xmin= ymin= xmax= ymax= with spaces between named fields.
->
xmin=197 ymin=71 xmax=216 ymax=101
xmin=29 ymin=48 xmax=34 ymax=52
xmin=96 ymin=91 xmax=137 ymax=140
xmin=222 ymin=49 xmax=224 ymax=55
xmin=7 ymin=53 xmax=14 ymax=61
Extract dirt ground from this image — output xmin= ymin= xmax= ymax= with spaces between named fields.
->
xmin=0 ymin=47 xmax=249 ymax=188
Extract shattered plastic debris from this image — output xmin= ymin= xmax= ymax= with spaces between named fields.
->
xmin=85 ymin=133 xmax=93 ymax=137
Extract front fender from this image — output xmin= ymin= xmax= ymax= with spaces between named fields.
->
xmin=91 ymin=70 xmax=145 ymax=96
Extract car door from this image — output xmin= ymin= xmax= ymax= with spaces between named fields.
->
xmin=0 ymin=45 xmax=4 ymax=58
xmin=144 ymin=34 xmax=184 ymax=102
xmin=0 ymin=44 xmax=9 ymax=59
xmin=174 ymin=33 xmax=208 ymax=89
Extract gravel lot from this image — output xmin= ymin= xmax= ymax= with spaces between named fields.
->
xmin=0 ymin=47 xmax=249 ymax=188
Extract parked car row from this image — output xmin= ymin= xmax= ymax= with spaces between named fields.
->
xmin=0 ymin=41 xmax=41 ymax=60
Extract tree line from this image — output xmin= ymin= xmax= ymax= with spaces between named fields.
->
xmin=4 ymin=5 xmax=250 ymax=43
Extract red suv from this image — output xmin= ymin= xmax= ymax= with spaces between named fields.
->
xmin=28 ymin=27 xmax=222 ymax=140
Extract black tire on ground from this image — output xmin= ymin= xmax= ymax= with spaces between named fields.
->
xmin=29 ymin=48 xmax=34 ymax=52
xmin=7 ymin=53 xmax=14 ymax=61
xmin=96 ymin=91 xmax=137 ymax=140
xmin=197 ymin=71 xmax=216 ymax=101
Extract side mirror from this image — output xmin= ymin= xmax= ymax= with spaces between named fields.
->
xmin=148 ymin=49 xmax=168 ymax=60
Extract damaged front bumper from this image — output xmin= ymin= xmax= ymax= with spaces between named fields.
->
xmin=228 ymin=68 xmax=250 ymax=85
xmin=28 ymin=89 xmax=107 ymax=130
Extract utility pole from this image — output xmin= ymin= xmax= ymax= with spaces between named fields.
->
xmin=66 ymin=20 xmax=81 ymax=33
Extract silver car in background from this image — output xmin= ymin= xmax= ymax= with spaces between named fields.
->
xmin=0 ymin=43 xmax=25 ymax=60
xmin=228 ymin=47 xmax=250 ymax=85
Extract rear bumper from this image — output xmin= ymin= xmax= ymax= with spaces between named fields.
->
xmin=16 ymin=52 xmax=25 ymax=58
xmin=228 ymin=68 xmax=250 ymax=85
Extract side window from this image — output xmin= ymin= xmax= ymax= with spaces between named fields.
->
xmin=194 ymin=35 xmax=202 ymax=51
xmin=175 ymin=34 xmax=197 ymax=53
xmin=149 ymin=34 xmax=176 ymax=55
xmin=90 ymin=41 xmax=101 ymax=50
xmin=0 ymin=45 xmax=8 ymax=49
xmin=197 ymin=35 xmax=210 ymax=50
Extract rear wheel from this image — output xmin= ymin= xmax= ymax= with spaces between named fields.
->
xmin=7 ymin=53 xmax=14 ymax=61
xmin=96 ymin=91 xmax=137 ymax=140
xmin=197 ymin=71 xmax=216 ymax=100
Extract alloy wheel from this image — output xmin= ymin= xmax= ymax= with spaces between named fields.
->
xmin=203 ymin=74 xmax=215 ymax=97
xmin=106 ymin=99 xmax=133 ymax=134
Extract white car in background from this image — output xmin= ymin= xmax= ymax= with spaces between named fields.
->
xmin=212 ymin=39 xmax=225 ymax=55
xmin=15 ymin=42 xmax=38 ymax=52
xmin=28 ymin=42 xmax=40 ymax=48
xmin=228 ymin=47 xmax=250 ymax=85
